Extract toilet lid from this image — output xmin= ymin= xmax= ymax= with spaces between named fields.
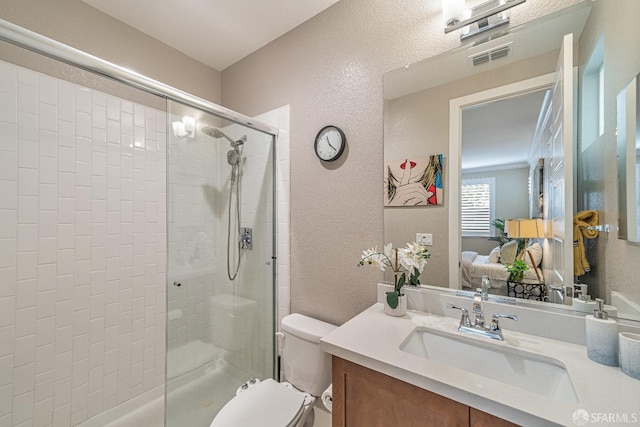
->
xmin=211 ymin=379 xmax=305 ymax=427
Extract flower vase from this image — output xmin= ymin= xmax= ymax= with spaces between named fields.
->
xmin=384 ymin=293 xmax=407 ymax=317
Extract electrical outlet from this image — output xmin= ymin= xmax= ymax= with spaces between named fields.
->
xmin=416 ymin=233 xmax=433 ymax=246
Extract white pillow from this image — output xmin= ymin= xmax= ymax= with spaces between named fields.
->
xmin=523 ymin=242 xmax=543 ymax=268
xmin=488 ymin=246 xmax=500 ymax=264
xmin=500 ymin=240 xmax=518 ymax=265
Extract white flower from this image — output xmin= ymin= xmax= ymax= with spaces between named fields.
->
xmin=360 ymin=246 xmax=391 ymax=271
xmin=358 ymin=242 xmax=430 ymax=291
xmin=383 ymin=243 xmax=394 ymax=258
xmin=358 ymin=242 xmax=429 ymax=275
xmin=397 ymin=242 xmax=430 ymax=273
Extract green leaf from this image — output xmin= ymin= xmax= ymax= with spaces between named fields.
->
xmin=386 ymin=291 xmax=399 ymax=309
xmin=409 ymin=268 xmax=420 ymax=285
xmin=397 ymin=273 xmax=406 ymax=290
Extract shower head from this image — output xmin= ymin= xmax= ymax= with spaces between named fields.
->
xmin=227 ymin=149 xmax=239 ymax=166
xmin=202 ymin=125 xmax=246 ymax=147
xmin=227 ymin=149 xmax=239 ymax=184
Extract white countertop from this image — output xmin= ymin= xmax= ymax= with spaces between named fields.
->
xmin=320 ymin=303 xmax=640 ymax=426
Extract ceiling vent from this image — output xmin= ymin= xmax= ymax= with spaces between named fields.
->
xmin=468 ymin=42 xmax=513 ymax=67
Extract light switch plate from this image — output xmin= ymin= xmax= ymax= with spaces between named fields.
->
xmin=416 ymin=233 xmax=433 ymax=246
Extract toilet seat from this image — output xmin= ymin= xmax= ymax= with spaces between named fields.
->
xmin=211 ymin=379 xmax=305 ymax=427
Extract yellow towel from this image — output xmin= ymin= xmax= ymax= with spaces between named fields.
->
xmin=573 ymin=210 xmax=599 ymax=276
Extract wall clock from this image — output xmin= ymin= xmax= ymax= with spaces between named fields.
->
xmin=314 ymin=125 xmax=346 ymax=162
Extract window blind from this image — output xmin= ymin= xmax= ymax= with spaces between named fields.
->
xmin=461 ymin=178 xmax=494 ymax=236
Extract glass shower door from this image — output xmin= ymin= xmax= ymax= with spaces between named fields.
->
xmin=165 ymin=100 xmax=275 ymax=427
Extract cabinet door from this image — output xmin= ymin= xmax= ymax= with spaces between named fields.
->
xmin=470 ymin=407 xmax=520 ymax=427
xmin=332 ymin=356 xmax=469 ymax=427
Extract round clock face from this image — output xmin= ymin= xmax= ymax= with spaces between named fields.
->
xmin=314 ymin=125 xmax=346 ymax=161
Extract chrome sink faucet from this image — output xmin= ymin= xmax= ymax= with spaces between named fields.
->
xmin=471 ymin=293 xmax=485 ymax=328
xmin=447 ymin=294 xmax=518 ymax=341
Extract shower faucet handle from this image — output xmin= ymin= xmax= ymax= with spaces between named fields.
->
xmin=240 ymin=228 xmax=253 ymax=250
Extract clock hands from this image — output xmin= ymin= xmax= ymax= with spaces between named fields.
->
xmin=325 ymin=136 xmax=337 ymax=152
xmin=315 ymin=126 xmax=345 ymax=161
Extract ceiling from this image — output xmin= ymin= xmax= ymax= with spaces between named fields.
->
xmin=461 ymin=89 xmax=548 ymax=171
xmin=81 ymin=0 xmax=340 ymax=71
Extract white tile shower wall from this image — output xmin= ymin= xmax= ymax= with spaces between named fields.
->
xmin=0 ymin=60 xmax=167 ymax=427
xmin=166 ymin=106 xmax=288 ymax=382
xmin=224 ymin=128 xmax=273 ymax=375
xmin=253 ymin=105 xmax=290 ymax=375
xmin=253 ymin=106 xmax=290 ymax=327
xmin=166 ymin=128 xmax=217 ymax=358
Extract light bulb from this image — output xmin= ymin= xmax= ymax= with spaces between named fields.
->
xmin=442 ymin=0 xmax=465 ymax=26
xmin=182 ymin=116 xmax=196 ymax=137
xmin=172 ymin=120 xmax=187 ymax=137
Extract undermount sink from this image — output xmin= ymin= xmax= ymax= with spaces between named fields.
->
xmin=400 ymin=327 xmax=579 ymax=404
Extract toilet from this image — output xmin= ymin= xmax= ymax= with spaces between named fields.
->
xmin=210 ymin=313 xmax=337 ymax=427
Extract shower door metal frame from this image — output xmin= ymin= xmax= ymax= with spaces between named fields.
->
xmin=0 ymin=18 xmax=279 ymax=137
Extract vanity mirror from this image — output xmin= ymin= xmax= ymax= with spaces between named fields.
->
xmin=617 ymin=73 xmax=640 ymax=244
xmin=383 ymin=0 xmax=640 ymax=321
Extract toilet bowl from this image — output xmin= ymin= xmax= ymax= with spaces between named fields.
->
xmin=210 ymin=313 xmax=337 ymax=427
xmin=211 ymin=378 xmax=315 ymax=427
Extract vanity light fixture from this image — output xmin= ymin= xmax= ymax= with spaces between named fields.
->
xmin=172 ymin=115 xmax=196 ymax=138
xmin=443 ymin=0 xmax=526 ymax=40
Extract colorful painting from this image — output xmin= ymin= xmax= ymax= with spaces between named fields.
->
xmin=384 ymin=154 xmax=444 ymax=206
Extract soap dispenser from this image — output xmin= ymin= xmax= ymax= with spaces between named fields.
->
xmin=572 ymin=284 xmax=597 ymax=313
xmin=585 ymin=298 xmax=618 ymax=366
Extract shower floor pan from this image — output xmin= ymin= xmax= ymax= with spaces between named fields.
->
xmin=166 ymin=353 xmax=250 ymax=427
xmin=166 ymin=340 xmax=226 ymax=381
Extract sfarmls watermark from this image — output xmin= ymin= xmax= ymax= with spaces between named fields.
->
xmin=573 ymin=409 xmax=638 ymax=425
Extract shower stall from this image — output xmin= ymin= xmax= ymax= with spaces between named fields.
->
xmin=0 ymin=19 xmax=277 ymax=427
xmin=165 ymin=103 xmax=276 ymax=426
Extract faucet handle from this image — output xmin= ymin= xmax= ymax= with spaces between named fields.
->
xmin=447 ymin=303 xmax=467 ymax=313
xmin=447 ymin=304 xmax=471 ymax=327
xmin=489 ymin=313 xmax=518 ymax=333
xmin=492 ymin=314 xmax=518 ymax=321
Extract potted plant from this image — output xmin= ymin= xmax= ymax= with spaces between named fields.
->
xmin=505 ymin=258 xmax=529 ymax=283
xmin=358 ymin=242 xmax=430 ymax=316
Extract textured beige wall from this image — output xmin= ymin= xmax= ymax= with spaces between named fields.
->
xmin=578 ymin=0 xmax=640 ymax=305
xmin=0 ymin=0 xmax=221 ymax=103
xmin=221 ymin=0 xmax=584 ymax=325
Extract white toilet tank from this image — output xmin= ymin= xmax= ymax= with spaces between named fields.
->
xmin=280 ymin=313 xmax=337 ymax=397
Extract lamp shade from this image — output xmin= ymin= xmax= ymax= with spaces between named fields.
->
xmin=505 ymin=219 xmax=544 ymax=238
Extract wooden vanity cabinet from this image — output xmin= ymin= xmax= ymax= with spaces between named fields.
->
xmin=469 ymin=407 xmax=520 ymax=427
xmin=332 ymin=356 xmax=519 ymax=427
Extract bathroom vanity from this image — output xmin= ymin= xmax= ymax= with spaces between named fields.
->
xmin=320 ymin=297 xmax=640 ymax=426
xmin=332 ymin=356 xmax=516 ymax=426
